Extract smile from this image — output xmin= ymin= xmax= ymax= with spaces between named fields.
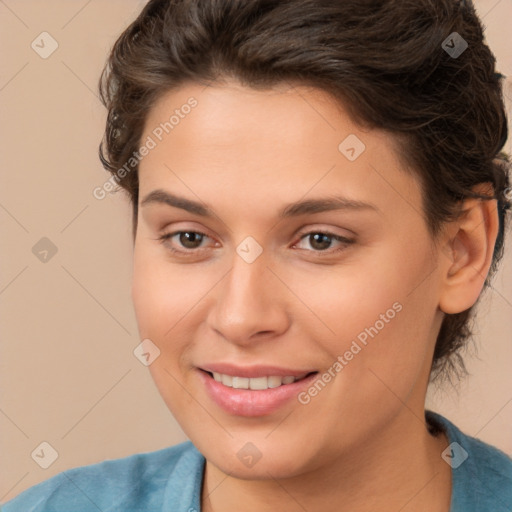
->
xmin=208 ymin=371 xmax=313 ymax=390
xmin=198 ymin=369 xmax=320 ymax=416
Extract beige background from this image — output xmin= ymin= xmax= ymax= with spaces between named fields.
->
xmin=1 ymin=0 xmax=511 ymax=502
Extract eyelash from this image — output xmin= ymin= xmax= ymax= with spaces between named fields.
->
xmin=156 ymin=229 xmax=354 ymax=257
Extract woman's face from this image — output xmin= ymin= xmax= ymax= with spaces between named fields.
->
xmin=132 ymin=80 xmax=447 ymax=478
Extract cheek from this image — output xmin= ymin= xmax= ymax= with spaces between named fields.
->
xmin=132 ymin=243 xmax=200 ymax=339
xmin=131 ymin=241 xmax=224 ymax=380
xmin=132 ymin=253 xmax=170 ymax=339
xmin=131 ymin=245 xmax=189 ymax=390
xmin=290 ymin=237 xmax=438 ymax=386
xmin=131 ymin=245 xmax=204 ymax=414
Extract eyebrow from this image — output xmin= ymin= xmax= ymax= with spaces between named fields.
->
xmin=140 ymin=189 xmax=379 ymax=218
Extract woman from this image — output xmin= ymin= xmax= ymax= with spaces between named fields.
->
xmin=3 ymin=0 xmax=511 ymax=510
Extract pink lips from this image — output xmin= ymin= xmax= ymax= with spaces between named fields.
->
xmin=197 ymin=366 xmax=319 ymax=417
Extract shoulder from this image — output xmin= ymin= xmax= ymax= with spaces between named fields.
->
xmin=1 ymin=441 xmax=204 ymax=512
xmin=427 ymin=411 xmax=512 ymax=512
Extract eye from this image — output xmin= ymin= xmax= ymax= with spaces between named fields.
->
xmin=156 ymin=228 xmax=354 ymax=257
xmin=294 ymin=230 xmax=354 ymax=254
xmin=157 ymin=230 xmax=214 ymax=254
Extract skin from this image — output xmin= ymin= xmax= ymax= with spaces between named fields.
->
xmin=131 ymin=80 xmax=498 ymax=512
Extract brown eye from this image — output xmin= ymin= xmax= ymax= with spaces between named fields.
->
xmin=307 ymin=233 xmax=334 ymax=251
xmin=158 ymin=230 xmax=211 ymax=254
xmin=176 ymin=231 xmax=205 ymax=249
xmin=295 ymin=230 xmax=354 ymax=254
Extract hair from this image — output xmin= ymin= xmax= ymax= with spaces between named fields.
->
xmin=98 ymin=0 xmax=510 ymax=382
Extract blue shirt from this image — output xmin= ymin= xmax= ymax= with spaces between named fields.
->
xmin=2 ymin=411 xmax=511 ymax=511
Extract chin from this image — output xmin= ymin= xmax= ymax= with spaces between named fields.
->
xmin=199 ymin=436 xmax=314 ymax=480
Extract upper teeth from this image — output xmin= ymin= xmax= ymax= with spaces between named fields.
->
xmin=212 ymin=372 xmax=305 ymax=390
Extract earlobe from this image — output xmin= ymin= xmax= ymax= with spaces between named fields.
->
xmin=438 ymin=191 xmax=499 ymax=315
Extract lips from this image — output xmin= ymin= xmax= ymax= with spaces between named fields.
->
xmin=197 ymin=364 xmax=320 ymax=416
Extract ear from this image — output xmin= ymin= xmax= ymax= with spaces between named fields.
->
xmin=438 ymin=184 xmax=499 ymax=315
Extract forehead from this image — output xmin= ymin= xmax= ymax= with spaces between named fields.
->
xmin=138 ymin=80 xmax=422 ymax=223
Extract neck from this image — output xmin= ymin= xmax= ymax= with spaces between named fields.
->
xmin=201 ymin=410 xmax=452 ymax=512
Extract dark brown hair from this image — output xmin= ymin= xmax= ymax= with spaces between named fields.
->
xmin=98 ymin=0 xmax=510 ymax=381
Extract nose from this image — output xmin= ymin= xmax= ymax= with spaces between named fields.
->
xmin=207 ymin=248 xmax=290 ymax=346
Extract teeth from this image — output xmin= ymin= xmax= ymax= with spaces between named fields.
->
xmin=212 ymin=372 xmax=305 ymax=390
xmin=267 ymin=376 xmax=282 ymax=388
xmin=232 ymin=376 xmax=249 ymax=389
